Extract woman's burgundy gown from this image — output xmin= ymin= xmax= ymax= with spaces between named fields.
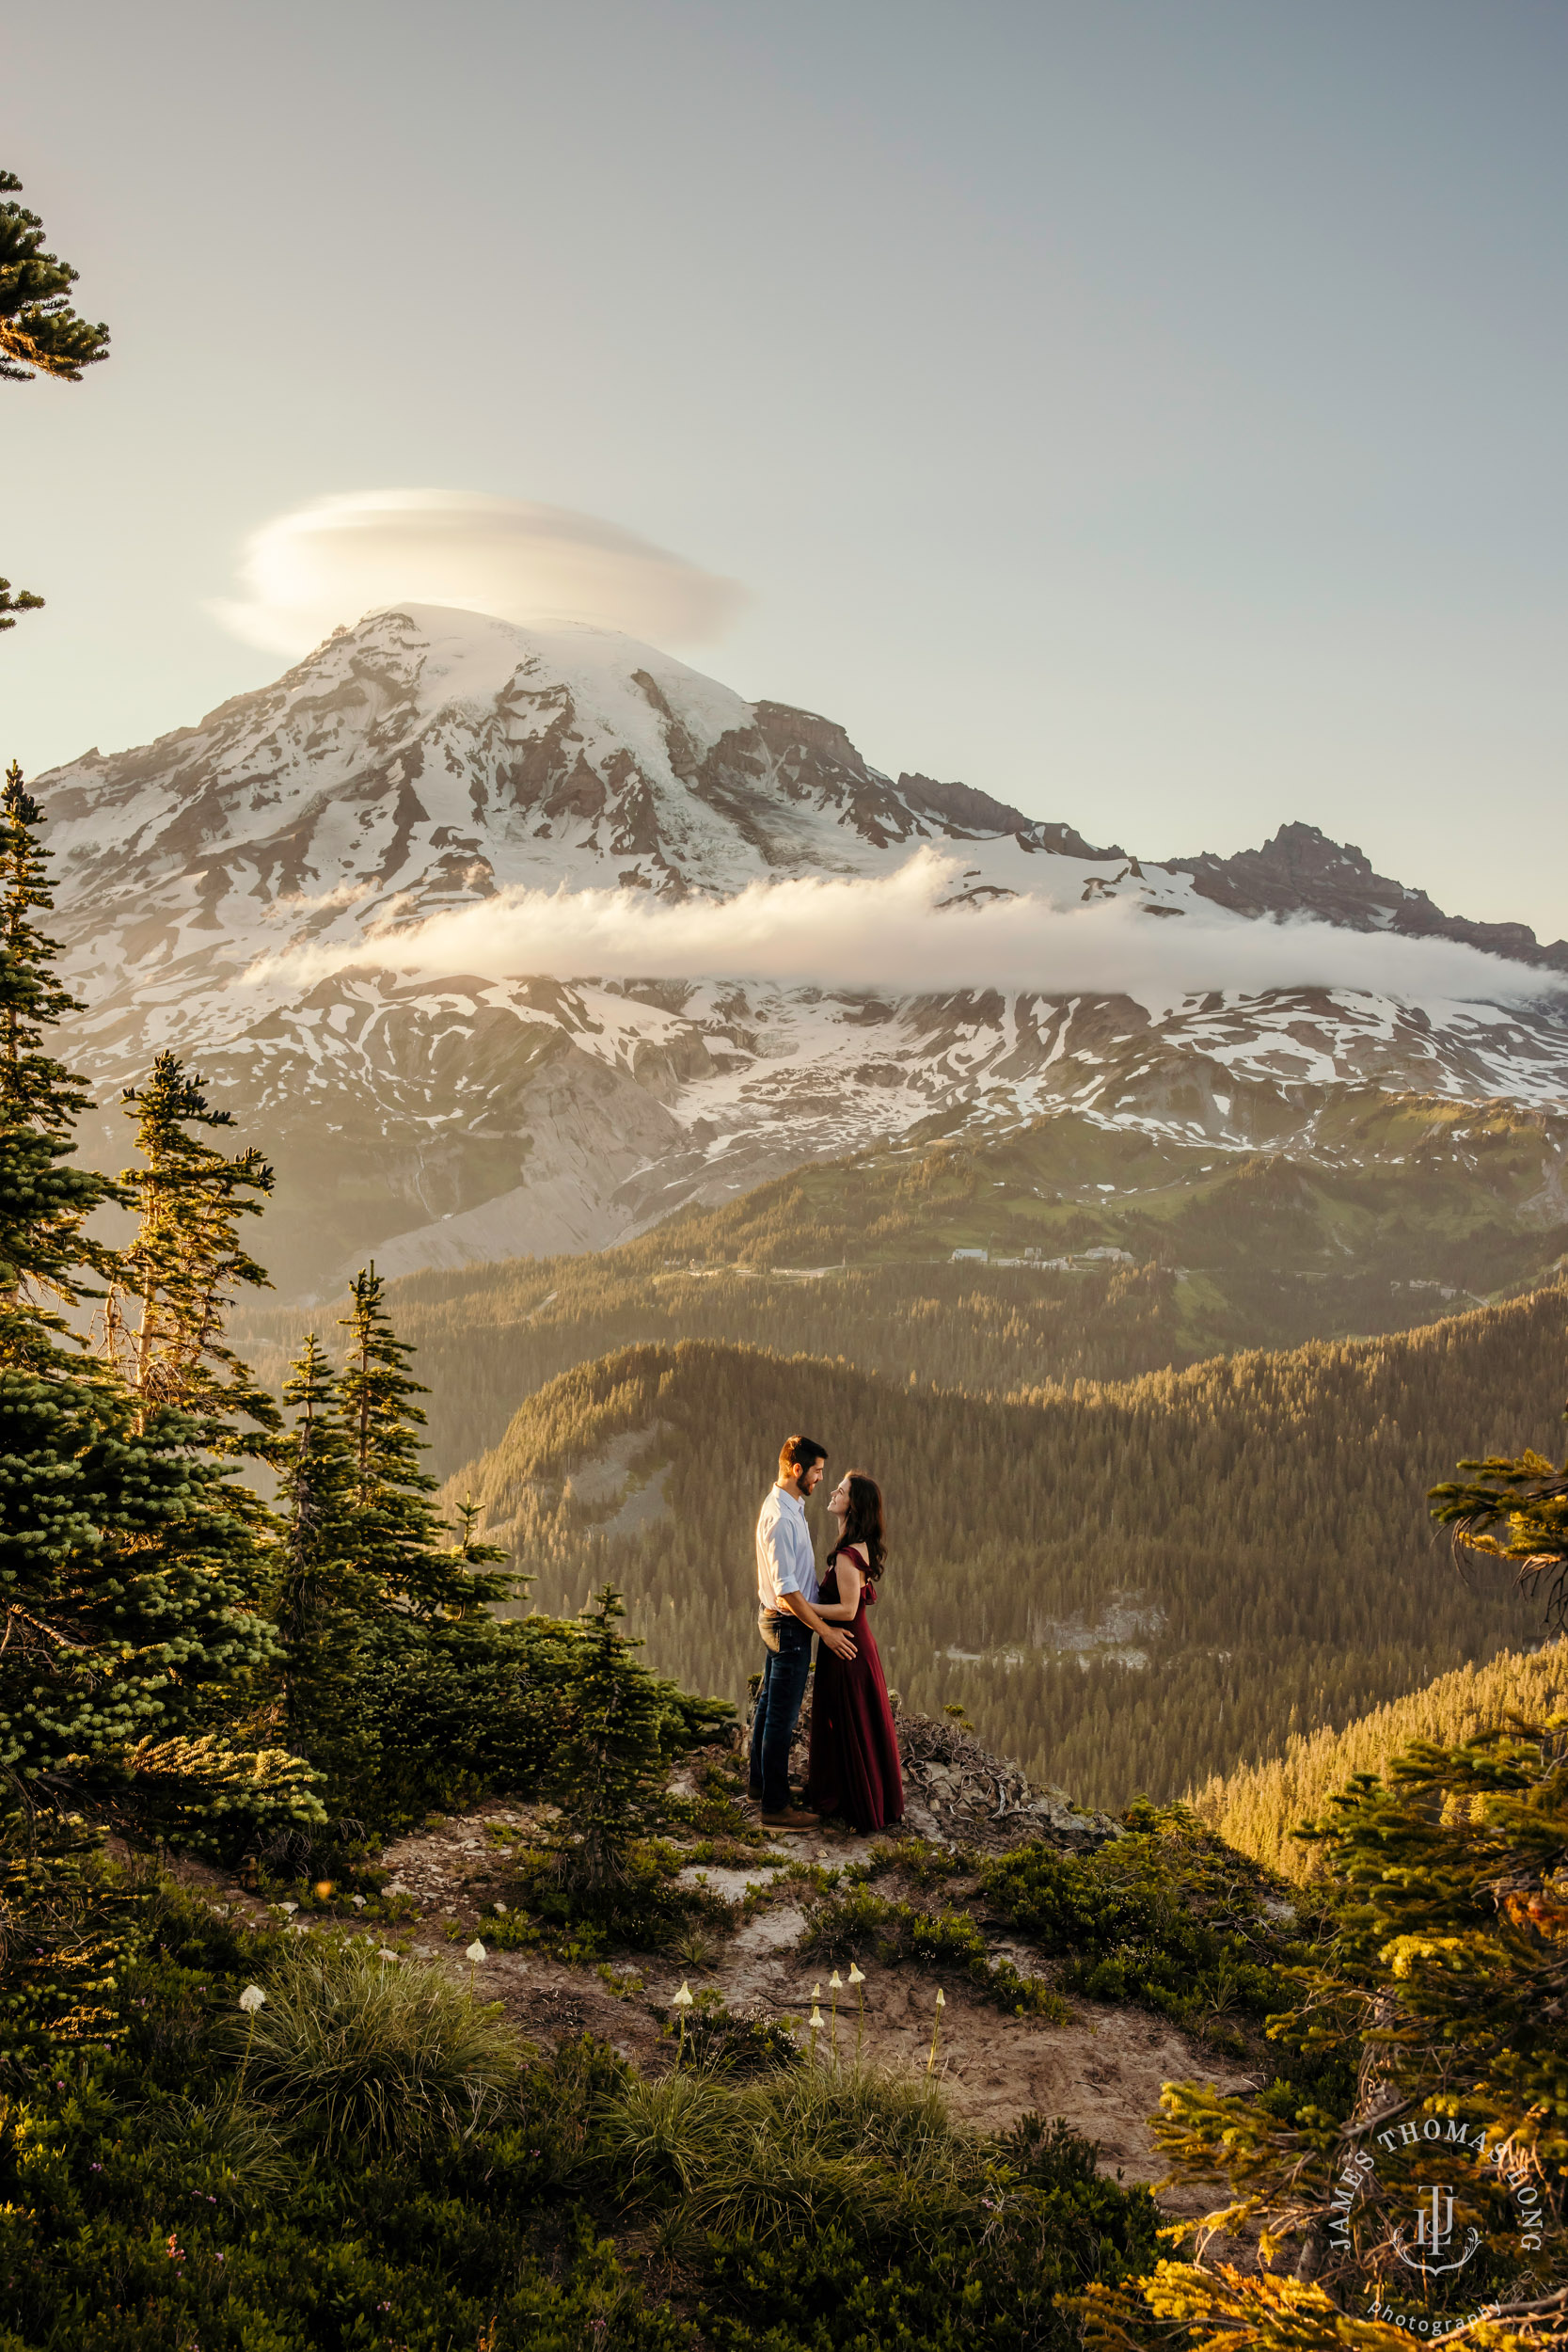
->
xmin=805 ymin=1549 xmax=904 ymax=1833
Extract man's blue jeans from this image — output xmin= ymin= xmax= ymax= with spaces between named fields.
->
xmin=751 ymin=1617 xmax=813 ymax=1813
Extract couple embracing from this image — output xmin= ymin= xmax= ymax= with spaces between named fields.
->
xmin=750 ymin=1435 xmax=904 ymax=1835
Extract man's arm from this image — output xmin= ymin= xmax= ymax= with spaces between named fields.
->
xmin=777 ymin=1587 xmax=857 ymax=1661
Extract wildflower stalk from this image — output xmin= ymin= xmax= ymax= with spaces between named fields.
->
xmin=673 ymin=1979 xmax=693 ymax=2062
xmin=235 ymin=1984 xmax=265 ymax=2099
xmin=927 ymin=1985 xmax=945 ymax=2076
xmin=848 ymin=1962 xmax=865 ymax=2062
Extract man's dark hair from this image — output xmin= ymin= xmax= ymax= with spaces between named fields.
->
xmin=779 ymin=1434 xmax=827 ymax=1480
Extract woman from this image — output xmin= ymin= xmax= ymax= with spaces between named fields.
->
xmin=804 ymin=1470 xmax=903 ymax=1834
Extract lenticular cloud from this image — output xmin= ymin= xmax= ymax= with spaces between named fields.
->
xmin=260 ymin=849 xmax=1553 ymax=1011
xmin=211 ymin=490 xmax=747 ymax=658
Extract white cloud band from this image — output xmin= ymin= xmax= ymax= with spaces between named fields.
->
xmin=211 ymin=489 xmax=747 ymax=657
xmin=257 ymin=849 xmax=1557 ymax=1013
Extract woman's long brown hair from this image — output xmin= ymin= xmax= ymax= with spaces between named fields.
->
xmin=828 ymin=1470 xmax=886 ymax=1581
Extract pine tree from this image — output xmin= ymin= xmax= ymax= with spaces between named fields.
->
xmin=1 ymin=169 xmax=110 ymax=627
xmin=0 ymin=765 xmax=120 ymax=1359
xmin=270 ymin=1333 xmax=367 ymax=1750
xmin=1084 ymin=1725 xmax=1568 ymax=2350
xmin=0 ymin=580 xmax=44 ymax=633
xmin=0 ymin=776 xmax=277 ymax=1820
xmin=0 ymin=170 xmax=110 ymax=382
xmin=0 ymin=1363 xmax=280 ymax=1801
xmin=101 ymin=1052 xmax=278 ymax=1452
xmin=336 ymin=1264 xmax=510 ymax=1621
xmin=546 ymin=1587 xmax=670 ymax=1895
xmin=1430 ymin=1392 xmax=1568 ymax=1630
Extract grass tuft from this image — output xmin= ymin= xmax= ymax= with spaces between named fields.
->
xmin=594 ymin=2060 xmax=985 ymax=2250
xmin=143 ymin=2092 xmax=295 ymax=2201
xmin=239 ymin=1934 xmax=523 ymax=2152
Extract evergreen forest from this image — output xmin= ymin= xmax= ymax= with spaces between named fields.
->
xmin=1196 ymin=1635 xmax=1568 ymax=1877
xmin=442 ymin=1295 xmax=1565 ymax=1805
xmin=237 ymin=1091 xmax=1568 ymax=1481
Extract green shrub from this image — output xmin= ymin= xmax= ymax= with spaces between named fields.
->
xmin=0 ymin=1816 xmax=149 ymax=2064
xmin=800 ymin=1884 xmax=1068 ymax=2018
xmin=979 ymin=1808 xmax=1301 ymax=2035
xmin=490 ymin=1835 xmax=736 ymax=1955
xmin=863 ymin=1836 xmax=977 ymax=1887
xmin=330 ymin=1607 xmax=735 ymax=1838
xmin=238 ymin=1933 xmax=523 ymax=2151
xmin=693 ymin=2101 xmax=1160 ymax=2352
xmin=673 ymin=1993 xmax=803 ymax=2076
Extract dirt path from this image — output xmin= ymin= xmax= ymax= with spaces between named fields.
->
xmin=180 ymin=1719 xmax=1249 ymax=2213
xmin=352 ymin=1793 xmax=1250 ymax=2198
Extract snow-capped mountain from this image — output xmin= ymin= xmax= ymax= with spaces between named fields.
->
xmin=36 ymin=604 xmax=1568 ymax=1297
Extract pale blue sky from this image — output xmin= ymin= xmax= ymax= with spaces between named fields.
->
xmin=3 ymin=1 xmax=1564 ymax=937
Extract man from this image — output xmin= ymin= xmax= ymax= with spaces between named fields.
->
xmin=750 ymin=1433 xmax=858 ymax=1830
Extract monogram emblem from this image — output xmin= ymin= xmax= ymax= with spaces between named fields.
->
xmin=1393 ymin=2184 xmax=1482 ymax=2277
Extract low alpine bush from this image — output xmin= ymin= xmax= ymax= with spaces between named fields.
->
xmin=979 ymin=1806 xmax=1303 ymax=2038
xmin=799 ymin=1885 xmax=1068 ymax=2017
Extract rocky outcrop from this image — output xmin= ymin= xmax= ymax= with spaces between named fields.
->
xmin=1174 ymin=822 xmax=1568 ymax=973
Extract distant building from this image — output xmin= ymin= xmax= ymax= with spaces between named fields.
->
xmin=951 ymin=1247 xmax=989 ymax=1263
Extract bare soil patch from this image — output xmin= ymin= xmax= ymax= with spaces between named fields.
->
xmin=188 ymin=1719 xmax=1251 ymax=2211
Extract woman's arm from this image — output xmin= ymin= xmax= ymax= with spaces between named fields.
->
xmin=813 ymin=1557 xmax=863 ymax=1620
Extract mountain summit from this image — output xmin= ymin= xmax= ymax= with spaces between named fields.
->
xmin=46 ymin=603 xmax=1107 ymax=999
xmin=36 ymin=605 xmax=1568 ymax=1296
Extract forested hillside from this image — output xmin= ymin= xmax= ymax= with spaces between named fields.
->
xmin=236 ymin=1093 xmax=1568 ymax=1481
xmin=1197 ymin=1636 xmax=1568 ymax=1877
xmin=441 ymin=1286 xmax=1568 ymax=1806
xmin=247 ymin=1255 xmax=1184 ymax=1477
xmin=622 ymin=1091 xmax=1568 ymax=1300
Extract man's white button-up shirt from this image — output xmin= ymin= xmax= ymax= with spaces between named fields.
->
xmin=755 ymin=1484 xmax=818 ymax=1612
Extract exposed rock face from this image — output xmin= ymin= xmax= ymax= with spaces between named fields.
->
xmin=36 ymin=604 xmax=1568 ymax=1298
xmin=897 ymin=772 xmax=1120 ymax=858
xmin=1175 ymin=822 xmax=1568 ymax=972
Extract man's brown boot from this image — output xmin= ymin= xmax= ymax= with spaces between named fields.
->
xmin=760 ymin=1806 xmax=820 ymax=1831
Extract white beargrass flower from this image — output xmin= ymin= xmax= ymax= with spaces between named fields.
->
xmin=238 ymin=1984 xmax=265 ymax=2014
xmin=927 ymin=1985 xmax=946 ymax=2075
